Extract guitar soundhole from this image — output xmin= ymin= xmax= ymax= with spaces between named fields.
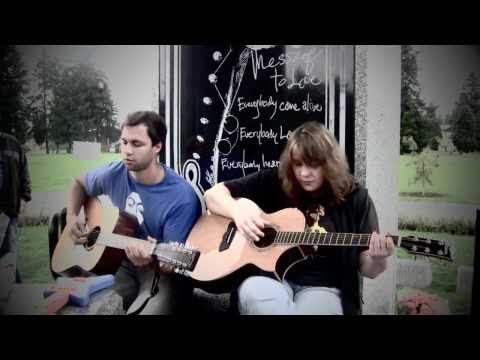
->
xmin=254 ymin=227 xmax=276 ymax=249
xmin=84 ymin=226 xmax=101 ymax=251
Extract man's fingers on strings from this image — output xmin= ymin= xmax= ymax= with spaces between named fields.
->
xmin=147 ymin=236 xmax=156 ymax=244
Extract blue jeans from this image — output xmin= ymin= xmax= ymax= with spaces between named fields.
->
xmin=237 ymin=276 xmax=343 ymax=315
xmin=0 ymin=213 xmax=21 ymax=283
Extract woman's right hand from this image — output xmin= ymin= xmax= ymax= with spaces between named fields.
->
xmin=231 ymin=198 xmax=270 ymax=242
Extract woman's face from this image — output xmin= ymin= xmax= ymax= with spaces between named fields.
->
xmin=291 ymin=153 xmax=325 ymax=193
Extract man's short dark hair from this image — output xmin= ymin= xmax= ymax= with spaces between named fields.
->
xmin=121 ymin=111 xmax=167 ymax=147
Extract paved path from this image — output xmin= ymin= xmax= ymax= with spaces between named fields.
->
xmin=398 ymin=201 xmax=479 ymax=222
xmin=25 ymin=192 xmax=112 ymax=217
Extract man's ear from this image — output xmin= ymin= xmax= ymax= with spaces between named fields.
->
xmin=154 ymin=142 xmax=162 ymax=155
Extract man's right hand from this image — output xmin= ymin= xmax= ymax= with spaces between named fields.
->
xmin=231 ymin=198 xmax=270 ymax=242
xmin=67 ymin=214 xmax=88 ymax=245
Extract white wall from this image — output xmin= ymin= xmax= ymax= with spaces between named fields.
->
xmin=358 ymin=45 xmax=401 ymax=314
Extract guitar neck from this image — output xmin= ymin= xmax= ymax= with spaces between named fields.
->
xmin=274 ymin=232 xmax=401 ymax=247
xmin=96 ymin=233 xmax=152 ymax=252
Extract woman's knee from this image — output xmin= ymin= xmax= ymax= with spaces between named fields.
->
xmin=237 ymin=276 xmax=292 ymax=314
xmin=238 ymin=276 xmax=281 ymax=300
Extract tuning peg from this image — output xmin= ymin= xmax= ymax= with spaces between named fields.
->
xmin=174 ymin=268 xmax=185 ymax=275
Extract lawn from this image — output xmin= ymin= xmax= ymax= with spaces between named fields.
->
xmin=17 ymin=225 xmax=53 ymax=284
xmin=27 ymin=152 xmax=122 ymax=192
xmin=399 ymin=152 xmax=480 ymax=205
xmin=396 ymin=230 xmax=474 ymax=314
xmin=28 ymin=151 xmax=480 ymax=202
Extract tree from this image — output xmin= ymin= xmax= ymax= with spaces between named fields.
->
xmin=49 ymin=63 xmax=118 ymax=152
xmin=450 ymin=72 xmax=480 ymax=152
xmin=401 ymin=46 xmax=424 ymax=153
xmin=451 ymin=99 xmax=477 ymax=152
xmin=401 ymin=135 xmax=418 ymax=153
xmin=31 ymin=49 xmax=61 ymax=153
xmin=0 ymin=45 xmax=30 ymax=143
xmin=407 ymin=148 xmax=440 ymax=196
xmin=423 ymin=103 xmax=442 ymax=150
xmin=401 ymin=46 xmax=441 ymax=154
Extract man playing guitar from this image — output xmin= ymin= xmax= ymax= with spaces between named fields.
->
xmin=66 ymin=111 xmax=201 ymax=314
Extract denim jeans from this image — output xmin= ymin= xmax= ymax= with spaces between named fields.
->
xmin=237 ymin=275 xmax=343 ymax=315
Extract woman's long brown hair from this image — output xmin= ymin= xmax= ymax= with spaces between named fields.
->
xmin=278 ymin=121 xmax=354 ymax=207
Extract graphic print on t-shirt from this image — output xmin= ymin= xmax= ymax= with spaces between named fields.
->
xmin=125 ymin=192 xmax=144 ymax=225
xmin=306 ymin=204 xmax=327 ymax=233
xmin=305 ymin=204 xmax=329 ymax=252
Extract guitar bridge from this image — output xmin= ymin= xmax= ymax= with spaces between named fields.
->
xmin=219 ymin=221 xmax=237 ymax=252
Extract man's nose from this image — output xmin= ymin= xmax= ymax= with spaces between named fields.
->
xmin=122 ymin=143 xmax=133 ymax=154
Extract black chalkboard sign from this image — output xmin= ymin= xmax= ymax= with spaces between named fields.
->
xmin=160 ymin=45 xmax=355 ymax=209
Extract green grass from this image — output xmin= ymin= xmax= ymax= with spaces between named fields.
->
xmin=396 ymin=230 xmax=474 ymax=314
xmin=399 ymin=152 xmax=480 ymax=204
xmin=27 ymin=152 xmax=122 ymax=192
xmin=17 ymin=225 xmax=53 ymax=284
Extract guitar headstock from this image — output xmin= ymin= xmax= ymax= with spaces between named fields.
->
xmin=153 ymin=242 xmax=200 ymax=273
xmin=400 ymin=236 xmax=454 ymax=262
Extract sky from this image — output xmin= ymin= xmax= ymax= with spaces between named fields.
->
xmin=16 ymin=45 xmax=480 ymax=124
xmin=414 ymin=45 xmax=480 ymax=118
xmin=17 ymin=45 xmax=159 ymax=125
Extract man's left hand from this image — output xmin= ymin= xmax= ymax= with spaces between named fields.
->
xmin=125 ymin=237 xmax=156 ymax=267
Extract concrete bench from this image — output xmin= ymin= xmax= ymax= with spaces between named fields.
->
xmin=3 ymin=284 xmax=124 ymax=315
xmin=3 ymin=283 xmax=232 ymax=315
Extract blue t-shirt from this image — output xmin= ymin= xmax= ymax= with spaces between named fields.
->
xmin=85 ymin=161 xmax=201 ymax=244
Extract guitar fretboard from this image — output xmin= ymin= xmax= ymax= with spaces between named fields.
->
xmin=93 ymin=231 xmax=153 ymax=252
xmin=274 ymin=232 xmax=401 ymax=247
xmin=91 ymin=230 xmax=198 ymax=269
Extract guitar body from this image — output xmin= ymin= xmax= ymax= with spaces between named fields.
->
xmin=51 ymin=198 xmax=128 ymax=275
xmin=185 ymin=207 xmax=307 ymax=292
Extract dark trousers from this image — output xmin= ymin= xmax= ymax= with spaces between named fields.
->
xmin=0 ymin=213 xmax=21 ymax=283
xmin=114 ymin=260 xmax=193 ymax=315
